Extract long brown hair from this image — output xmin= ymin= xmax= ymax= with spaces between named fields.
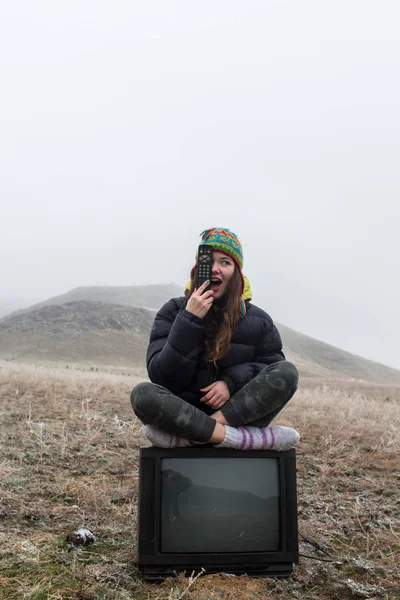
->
xmin=188 ymin=265 xmax=243 ymax=362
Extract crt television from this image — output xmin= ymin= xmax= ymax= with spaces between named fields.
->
xmin=138 ymin=446 xmax=298 ymax=580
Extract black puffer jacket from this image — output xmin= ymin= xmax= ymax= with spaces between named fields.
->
xmin=146 ymin=296 xmax=285 ymax=413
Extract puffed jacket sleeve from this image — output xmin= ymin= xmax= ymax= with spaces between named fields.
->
xmin=219 ymin=318 xmax=285 ymax=396
xmin=146 ymin=299 xmax=205 ymax=393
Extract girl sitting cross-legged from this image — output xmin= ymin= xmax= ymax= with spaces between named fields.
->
xmin=130 ymin=227 xmax=300 ymax=451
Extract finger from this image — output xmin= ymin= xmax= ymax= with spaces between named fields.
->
xmin=211 ymin=403 xmax=222 ymax=410
xmin=200 ymin=383 xmax=216 ymax=392
xmin=206 ymin=394 xmax=220 ymax=405
xmin=201 ymin=289 xmax=214 ymax=299
xmin=208 ymin=401 xmax=222 ymax=408
xmin=197 ymin=280 xmax=211 ymax=293
xmin=201 ymin=390 xmax=217 ymax=402
xmin=191 ymin=285 xmax=204 ymax=297
xmin=200 ymin=393 xmax=213 ymax=402
xmin=212 ymin=399 xmax=226 ymax=409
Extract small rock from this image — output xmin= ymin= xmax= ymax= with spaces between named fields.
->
xmin=67 ymin=527 xmax=97 ymax=546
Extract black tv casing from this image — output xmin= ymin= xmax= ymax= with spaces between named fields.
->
xmin=138 ymin=446 xmax=299 ymax=580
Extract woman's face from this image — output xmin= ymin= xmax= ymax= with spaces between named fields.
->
xmin=208 ymin=251 xmax=235 ymax=299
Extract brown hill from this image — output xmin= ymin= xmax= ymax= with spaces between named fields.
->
xmin=278 ymin=323 xmax=400 ymax=384
xmin=0 ymin=301 xmax=155 ymax=366
xmin=1 ymin=297 xmax=400 ymax=385
xmin=13 ymin=284 xmax=182 ymax=314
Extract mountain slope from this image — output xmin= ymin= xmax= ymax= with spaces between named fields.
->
xmin=1 ymin=298 xmax=400 ymax=385
xmin=13 ymin=284 xmax=182 ymax=314
xmin=0 ymin=301 xmax=155 ymax=366
xmin=279 ymin=323 xmax=400 ymax=384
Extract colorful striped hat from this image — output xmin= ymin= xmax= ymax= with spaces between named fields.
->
xmin=198 ymin=227 xmax=244 ymax=270
xmin=191 ymin=227 xmax=245 ymax=298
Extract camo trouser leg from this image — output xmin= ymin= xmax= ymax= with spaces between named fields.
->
xmin=221 ymin=361 xmax=299 ymax=428
xmin=130 ymin=360 xmax=298 ymax=443
xmin=131 ymin=382 xmax=217 ymax=443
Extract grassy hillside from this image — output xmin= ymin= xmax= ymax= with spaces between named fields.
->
xmin=279 ymin=323 xmax=400 ymax=385
xmin=0 ymin=362 xmax=399 ymax=599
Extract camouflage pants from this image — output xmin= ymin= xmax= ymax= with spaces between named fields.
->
xmin=130 ymin=361 xmax=298 ymax=443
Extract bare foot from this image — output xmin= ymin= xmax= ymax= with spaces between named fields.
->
xmin=210 ymin=410 xmax=229 ymax=426
xmin=207 ymin=421 xmax=226 ymax=444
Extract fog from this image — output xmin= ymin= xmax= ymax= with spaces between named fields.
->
xmin=1 ymin=1 xmax=399 ymax=368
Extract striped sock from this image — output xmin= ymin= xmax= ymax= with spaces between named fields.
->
xmin=217 ymin=425 xmax=300 ymax=451
xmin=142 ymin=425 xmax=191 ymax=448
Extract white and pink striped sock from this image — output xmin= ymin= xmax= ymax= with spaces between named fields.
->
xmin=142 ymin=425 xmax=191 ymax=448
xmin=217 ymin=425 xmax=300 ymax=451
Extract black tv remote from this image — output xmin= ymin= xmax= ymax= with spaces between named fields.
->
xmin=196 ymin=244 xmax=213 ymax=289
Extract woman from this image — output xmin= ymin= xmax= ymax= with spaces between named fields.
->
xmin=131 ymin=227 xmax=299 ymax=450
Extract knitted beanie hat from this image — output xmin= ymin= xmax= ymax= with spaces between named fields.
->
xmin=198 ymin=227 xmax=244 ymax=270
xmin=191 ymin=227 xmax=245 ymax=298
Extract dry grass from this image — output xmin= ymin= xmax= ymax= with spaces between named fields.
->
xmin=0 ymin=360 xmax=399 ymax=599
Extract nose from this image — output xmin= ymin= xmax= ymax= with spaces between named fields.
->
xmin=211 ymin=263 xmax=221 ymax=276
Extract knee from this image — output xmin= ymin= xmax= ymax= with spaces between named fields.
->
xmin=261 ymin=360 xmax=299 ymax=389
xmin=277 ymin=361 xmax=299 ymax=389
xmin=130 ymin=382 xmax=155 ymax=418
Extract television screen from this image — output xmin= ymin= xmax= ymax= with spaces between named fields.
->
xmin=161 ymin=457 xmax=280 ymax=553
xmin=138 ymin=447 xmax=298 ymax=580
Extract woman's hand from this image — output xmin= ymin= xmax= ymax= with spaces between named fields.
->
xmin=186 ymin=280 xmax=214 ymax=319
xmin=200 ymin=380 xmax=230 ymax=409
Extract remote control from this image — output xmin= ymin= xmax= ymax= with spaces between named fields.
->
xmin=196 ymin=244 xmax=213 ymax=289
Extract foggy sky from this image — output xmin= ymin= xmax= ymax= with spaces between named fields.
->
xmin=1 ymin=1 xmax=399 ymax=369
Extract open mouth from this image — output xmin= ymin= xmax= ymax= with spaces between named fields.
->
xmin=209 ymin=278 xmax=222 ymax=291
